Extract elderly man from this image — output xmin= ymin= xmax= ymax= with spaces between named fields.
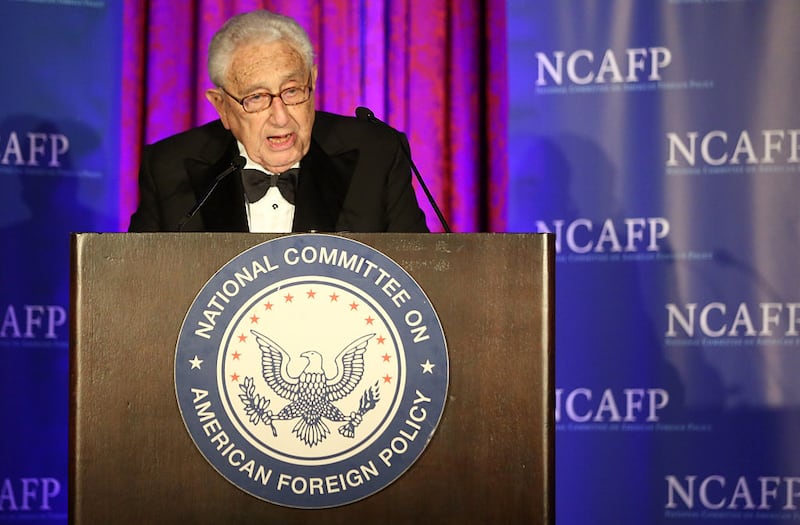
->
xmin=128 ymin=9 xmax=429 ymax=233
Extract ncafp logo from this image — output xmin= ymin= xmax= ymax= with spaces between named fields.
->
xmin=536 ymin=47 xmax=672 ymax=86
xmin=0 ymin=130 xmax=69 ymax=168
xmin=175 ymin=234 xmax=448 ymax=508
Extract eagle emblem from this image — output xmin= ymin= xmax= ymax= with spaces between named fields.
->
xmin=239 ymin=329 xmax=381 ymax=447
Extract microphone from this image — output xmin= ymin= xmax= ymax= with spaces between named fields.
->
xmin=355 ymin=106 xmax=451 ymax=233
xmin=177 ymin=156 xmax=246 ymax=231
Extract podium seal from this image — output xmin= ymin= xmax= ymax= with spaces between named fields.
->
xmin=175 ymin=234 xmax=448 ymax=508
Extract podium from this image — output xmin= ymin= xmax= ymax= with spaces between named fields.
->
xmin=70 ymin=233 xmax=554 ymax=524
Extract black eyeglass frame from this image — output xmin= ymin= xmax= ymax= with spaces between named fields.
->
xmin=220 ymin=75 xmax=313 ymax=113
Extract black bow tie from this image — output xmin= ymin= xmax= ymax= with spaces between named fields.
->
xmin=241 ymin=168 xmax=299 ymax=204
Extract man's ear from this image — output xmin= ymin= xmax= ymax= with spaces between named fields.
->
xmin=311 ymin=64 xmax=318 ymax=92
xmin=206 ymin=88 xmax=231 ymax=129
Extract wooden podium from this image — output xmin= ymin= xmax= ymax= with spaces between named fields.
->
xmin=69 ymin=233 xmax=554 ymax=524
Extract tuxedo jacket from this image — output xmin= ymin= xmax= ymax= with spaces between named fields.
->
xmin=128 ymin=111 xmax=429 ymax=233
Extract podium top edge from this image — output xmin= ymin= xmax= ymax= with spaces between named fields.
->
xmin=71 ymin=232 xmax=553 ymax=238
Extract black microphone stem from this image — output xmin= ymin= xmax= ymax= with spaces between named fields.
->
xmin=356 ymin=106 xmax=451 ymax=233
xmin=177 ymin=156 xmax=246 ymax=231
xmin=401 ymin=141 xmax=451 ymax=233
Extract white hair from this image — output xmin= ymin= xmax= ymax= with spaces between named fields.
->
xmin=208 ymin=10 xmax=315 ymax=87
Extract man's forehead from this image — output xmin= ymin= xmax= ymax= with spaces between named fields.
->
xmin=227 ymin=40 xmax=309 ymax=89
xmin=233 ymin=40 xmax=307 ymax=70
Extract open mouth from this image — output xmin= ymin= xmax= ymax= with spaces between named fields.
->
xmin=268 ymin=133 xmax=294 ymax=147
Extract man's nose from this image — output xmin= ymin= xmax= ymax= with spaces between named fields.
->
xmin=268 ymin=97 xmax=291 ymax=125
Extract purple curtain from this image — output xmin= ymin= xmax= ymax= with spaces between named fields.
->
xmin=119 ymin=0 xmax=508 ymax=232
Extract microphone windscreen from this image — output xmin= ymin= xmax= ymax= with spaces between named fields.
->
xmin=355 ymin=106 xmax=374 ymax=121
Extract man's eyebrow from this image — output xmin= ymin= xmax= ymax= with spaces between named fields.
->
xmin=239 ymin=72 xmax=309 ymax=94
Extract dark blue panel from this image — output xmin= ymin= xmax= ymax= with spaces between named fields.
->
xmin=0 ymin=2 xmax=122 ymax=522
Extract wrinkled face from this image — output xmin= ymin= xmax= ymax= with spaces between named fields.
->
xmin=206 ymin=40 xmax=317 ymax=173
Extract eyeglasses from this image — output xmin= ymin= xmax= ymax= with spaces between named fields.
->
xmin=221 ymin=76 xmax=313 ymax=113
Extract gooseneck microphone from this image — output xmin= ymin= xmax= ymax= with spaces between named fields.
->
xmin=177 ymin=156 xmax=247 ymax=231
xmin=355 ymin=106 xmax=452 ymax=233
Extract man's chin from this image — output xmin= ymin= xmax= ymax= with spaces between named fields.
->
xmin=259 ymin=142 xmax=309 ymax=171
xmin=260 ymin=155 xmax=301 ymax=173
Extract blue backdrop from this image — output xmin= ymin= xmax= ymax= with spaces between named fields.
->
xmin=2 ymin=0 xmax=799 ymax=523
xmin=507 ymin=0 xmax=800 ymax=523
xmin=0 ymin=1 xmax=121 ymax=521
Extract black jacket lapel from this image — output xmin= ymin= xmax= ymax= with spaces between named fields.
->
xmin=293 ymin=138 xmax=357 ymax=232
xmin=184 ymin=129 xmax=248 ymax=232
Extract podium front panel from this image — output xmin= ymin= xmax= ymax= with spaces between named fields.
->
xmin=70 ymin=233 xmax=554 ymax=524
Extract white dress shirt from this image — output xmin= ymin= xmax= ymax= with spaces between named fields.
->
xmin=239 ymin=143 xmax=298 ymax=233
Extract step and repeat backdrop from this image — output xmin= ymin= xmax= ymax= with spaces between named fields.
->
xmin=0 ymin=1 xmax=122 ymax=521
xmin=506 ymin=0 xmax=800 ymax=523
xmin=2 ymin=0 xmax=799 ymax=523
